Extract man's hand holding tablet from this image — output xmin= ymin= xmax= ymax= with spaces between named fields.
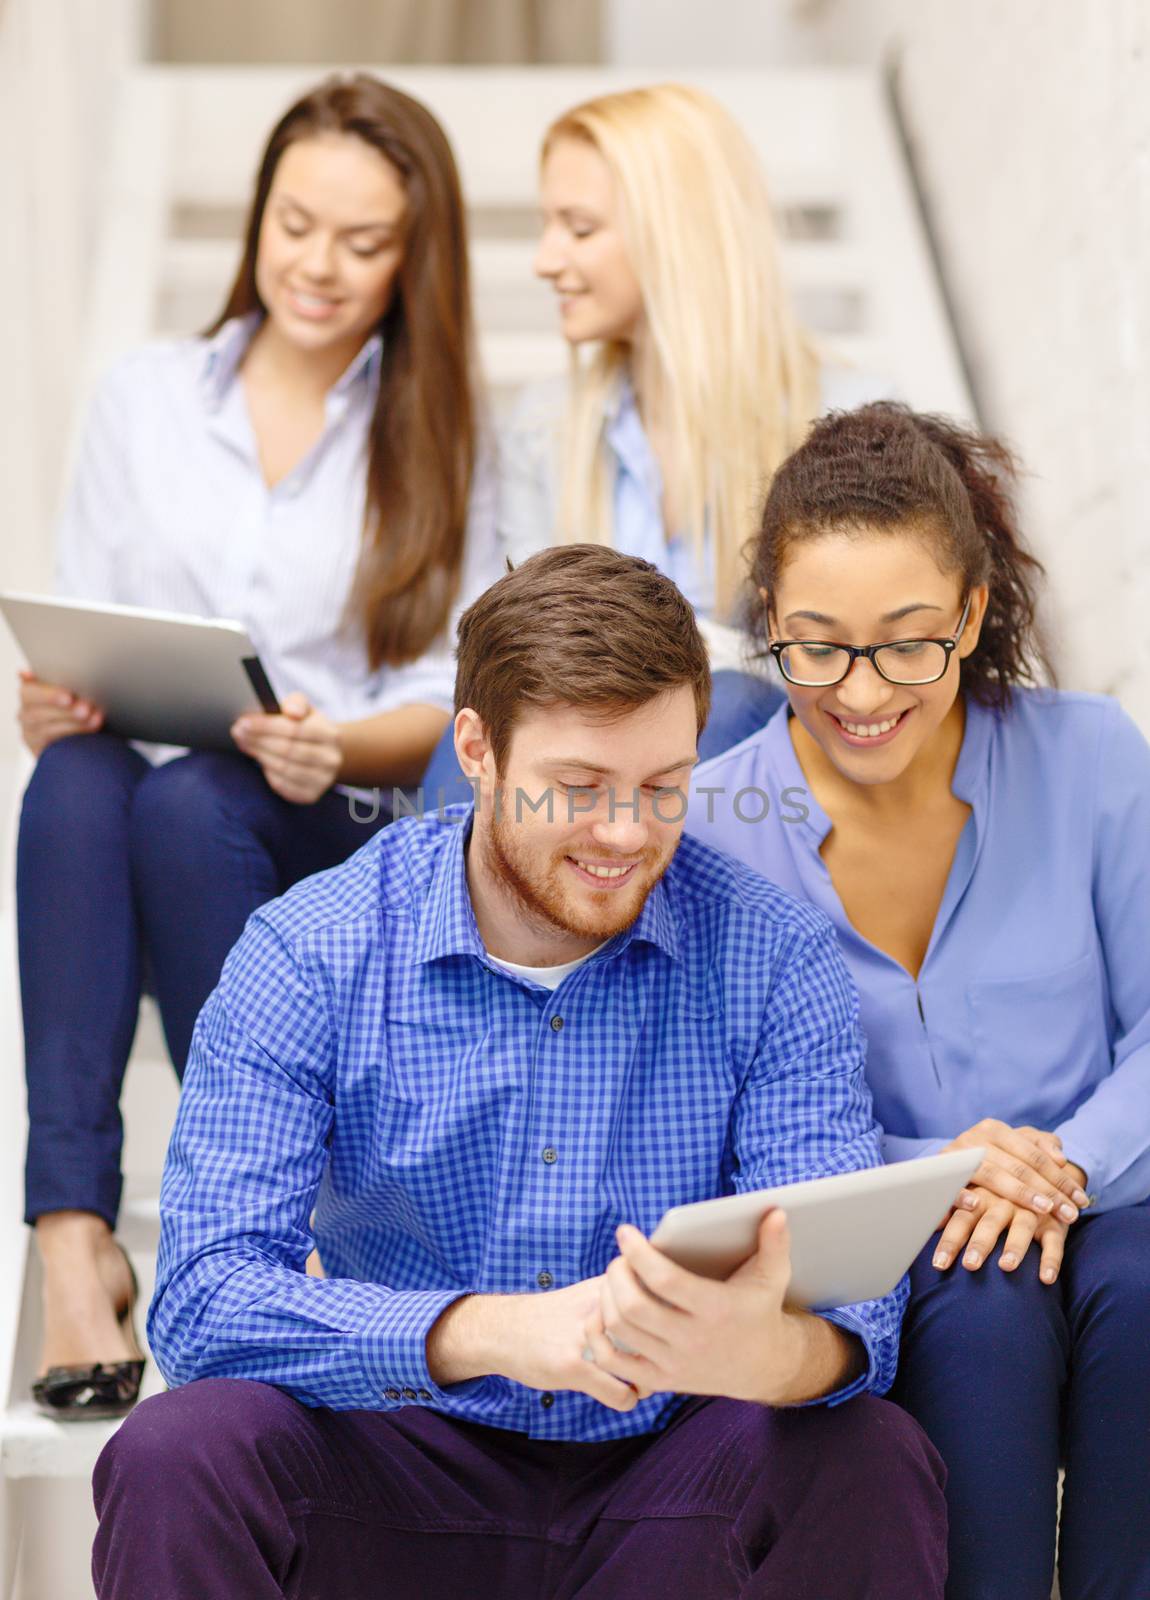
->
xmin=581 ymin=1148 xmax=984 ymax=1402
xmin=583 ymin=1210 xmax=866 ymax=1405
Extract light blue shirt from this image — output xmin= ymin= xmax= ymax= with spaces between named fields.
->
xmin=150 ymin=810 xmax=904 ymax=1440
xmin=57 ymin=315 xmax=500 ymax=720
xmin=686 ymin=691 xmax=1150 ymax=1212
xmin=497 ymin=364 xmax=892 ymax=624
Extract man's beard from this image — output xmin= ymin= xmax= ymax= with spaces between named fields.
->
xmin=483 ymin=811 xmax=670 ymax=943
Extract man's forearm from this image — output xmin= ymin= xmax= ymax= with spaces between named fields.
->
xmin=754 ymin=1311 xmax=867 ymax=1406
xmin=426 ymin=1294 xmax=503 ymax=1386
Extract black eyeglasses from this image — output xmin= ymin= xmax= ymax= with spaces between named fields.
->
xmin=769 ymin=596 xmax=972 ymax=688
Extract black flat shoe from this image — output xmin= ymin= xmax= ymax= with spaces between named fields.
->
xmin=32 ymin=1244 xmax=146 ymax=1422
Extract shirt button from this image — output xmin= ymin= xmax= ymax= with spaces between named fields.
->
xmin=401 ymin=1387 xmax=418 ymax=1401
xmin=542 ymin=1146 xmax=558 ymax=1165
xmin=550 ymin=1015 xmax=564 ymax=1032
xmin=418 ymin=1388 xmax=433 ymax=1401
xmin=540 ymin=1392 xmax=555 ymax=1409
xmin=536 ymin=1270 xmax=554 ymax=1288
xmin=384 ymin=1388 xmax=401 ymax=1401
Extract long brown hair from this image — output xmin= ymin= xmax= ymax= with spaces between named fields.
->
xmin=207 ymin=73 xmax=479 ymax=668
xmin=750 ymin=402 xmax=1054 ymax=709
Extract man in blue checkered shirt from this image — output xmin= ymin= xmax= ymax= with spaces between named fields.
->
xmin=94 ymin=547 xmax=946 ymax=1598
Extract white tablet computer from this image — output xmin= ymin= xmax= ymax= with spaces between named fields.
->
xmin=0 ymin=592 xmax=280 ymax=751
xmin=650 ymin=1147 xmax=983 ymax=1309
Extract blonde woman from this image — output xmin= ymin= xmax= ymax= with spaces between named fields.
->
xmin=422 ymin=83 xmax=881 ymax=800
xmin=524 ymin=84 xmax=817 ymax=632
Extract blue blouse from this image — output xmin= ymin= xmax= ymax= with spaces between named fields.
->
xmin=686 ymin=690 xmax=1150 ymax=1213
xmin=497 ymin=366 xmax=891 ymax=626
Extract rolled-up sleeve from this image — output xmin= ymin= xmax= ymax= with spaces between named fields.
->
xmin=730 ymin=921 xmax=907 ymax=1402
xmin=1056 ymin=704 xmax=1150 ymax=1210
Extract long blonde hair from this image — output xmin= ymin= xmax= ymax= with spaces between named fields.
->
xmin=543 ymin=84 xmax=819 ymax=620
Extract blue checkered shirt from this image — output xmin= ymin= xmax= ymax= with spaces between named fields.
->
xmin=151 ymin=809 xmax=906 ymax=1441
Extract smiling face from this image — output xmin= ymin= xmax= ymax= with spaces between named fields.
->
xmin=534 ymin=136 xmax=645 ymax=346
xmin=460 ymin=687 xmax=698 ymax=959
xmin=770 ymin=527 xmax=988 ymax=788
xmin=254 ymin=132 xmax=408 ymax=362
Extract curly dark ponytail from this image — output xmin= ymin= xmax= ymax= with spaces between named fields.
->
xmin=750 ymin=402 xmax=1054 ymax=709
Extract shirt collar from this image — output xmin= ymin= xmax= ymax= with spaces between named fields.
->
xmin=332 ymin=330 xmax=383 ymax=398
xmin=950 ymin=695 xmax=994 ymax=806
xmin=413 ymin=807 xmax=681 ymax=970
xmin=197 ymin=314 xmax=383 ymax=414
xmin=761 ymin=704 xmax=832 ymax=845
xmin=603 ymin=368 xmax=634 ymax=428
xmin=603 ymin=371 xmax=662 ymax=503
xmin=414 ymin=812 xmax=487 ymax=966
xmin=199 ymin=314 xmax=260 ymax=411
xmin=624 ymin=871 xmax=681 ymax=963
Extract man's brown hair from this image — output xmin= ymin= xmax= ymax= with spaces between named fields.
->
xmin=455 ymin=546 xmax=711 ymax=772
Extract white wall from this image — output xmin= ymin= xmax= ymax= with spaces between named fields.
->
xmin=0 ymin=0 xmax=144 ymax=1486
xmin=608 ymin=0 xmax=1150 ymax=728
xmin=869 ymin=0 xmax=1150 ymax=727
xmin=607 ymin=0 xmax=874 ymax=68
xmin=0 ymin=0 xmax=144 ymax=600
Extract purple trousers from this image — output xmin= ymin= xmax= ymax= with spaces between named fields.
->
xmin=93 ymin=1378 xmax=947 ymax=1599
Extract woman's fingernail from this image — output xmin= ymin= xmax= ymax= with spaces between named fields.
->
xmin=235 ymin=720 xmax=249 ymax=737
xmin=1000 ymin=1252 xmax=1017 ymax=1269
xmin=960 ymin=1193 xmax=977 ymax=1210
xmin=964 ymin=1249 xmax=981 ymax=1268
xmin=932 ymin=1250 xmax=950 ymax=1269
xmin=1041 ymin=1266 xmax=1056 ymax=1283
xmin=1032 ymin=1194 xmax=1053 ymax=1213
xmin=73 ymin=703 xmax=89 ymax=719
xmin=1059 ymin=1203 xmax=1078 ymax=1223
xmin=1072 ymin=1189 xmax=1089 ymax=1208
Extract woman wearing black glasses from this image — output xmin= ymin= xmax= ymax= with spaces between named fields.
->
xmin=687 ymin=402 xmax=1150 ymax=1600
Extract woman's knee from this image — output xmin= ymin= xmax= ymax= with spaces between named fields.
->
xmin=21 ymin=733 xmax=145 ymax=835
xmin=906 ymin=1250 xmax=1064 ymax=1359
xmin=128 ymin=750 xmax=266 ymax=871
xmin=130 ymin=750 xmax=248 ymax=831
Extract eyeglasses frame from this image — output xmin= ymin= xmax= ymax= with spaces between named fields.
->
xmin=768 ymin=594 xmax=974 ymax=689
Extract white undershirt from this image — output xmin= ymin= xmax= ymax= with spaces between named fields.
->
xmin=487 ymin=944 xmax=604 ymax=992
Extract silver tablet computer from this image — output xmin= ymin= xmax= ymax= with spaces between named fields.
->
xmin=650 ymin=1147 xmax=983 ymax=1309
xmin=0 ymin=592 xmax=279 ymax=751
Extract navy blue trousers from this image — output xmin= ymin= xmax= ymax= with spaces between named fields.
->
xmin=18 ymin=734 xmax=388 ymax=1228
xmin=420 ymin=668 xmax=784 ymax=807
xmin=94 ymin=1379 xmax=948 ymax=1598
xmin=895 ymin=1203 xmax=1150 ymax=1599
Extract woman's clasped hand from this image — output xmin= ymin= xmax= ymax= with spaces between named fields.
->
xmin=935 ymin=1120 xmax=1090 ymax=1280
xmin=230 ymin=691 xmax=343 ymax=805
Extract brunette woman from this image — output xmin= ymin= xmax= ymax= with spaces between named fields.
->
xmin=18 ymin=73 xmax=498 ymax=1418
xmin=688 ymin=401 xmax=1150 ymax=1599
